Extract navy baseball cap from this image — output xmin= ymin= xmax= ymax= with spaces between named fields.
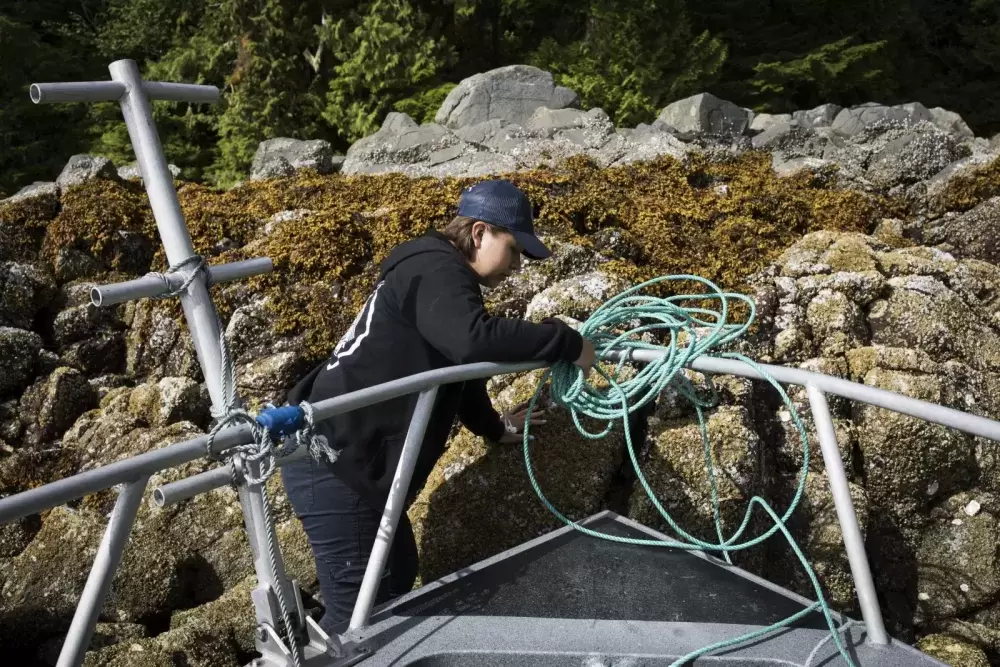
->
xmin=457 ymin=179 xmax=551 ymax=259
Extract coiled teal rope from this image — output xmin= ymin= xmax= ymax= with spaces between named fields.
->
xmin=519 ymin=274 xmax=858 ymax=667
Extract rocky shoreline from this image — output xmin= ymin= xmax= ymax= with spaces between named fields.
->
xmin=2 ymin=65 xmax=1000 ymax=666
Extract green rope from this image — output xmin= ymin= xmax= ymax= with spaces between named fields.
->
xmin=519 ymin=274 xmax=858 ymax=667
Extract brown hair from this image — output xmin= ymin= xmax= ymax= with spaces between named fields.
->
xmin=440 ymin=215 xmax=494 ymax=260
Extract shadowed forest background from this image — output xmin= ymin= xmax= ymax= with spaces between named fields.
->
xmin=2 ymin=0 xmax=999 ymax=196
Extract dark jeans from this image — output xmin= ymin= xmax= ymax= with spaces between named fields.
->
xmin=280 ymin=457 xmax=418 ymax=635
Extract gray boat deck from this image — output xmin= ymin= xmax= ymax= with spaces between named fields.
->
xmin=325 ymin=511 xmax=944 ymax=667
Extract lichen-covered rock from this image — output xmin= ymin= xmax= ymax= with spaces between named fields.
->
xmin=763 ymin=472 xmax=870 ymax=611
xmin=628 ymin=397 xmax=766 ymax=571
xmin=224 ymin=295 xmax=307 ymax=368
xmin=0 ymin=514 xmax=40 ymax=558
xmin=235 ymin=349 xmax=311 ymax=407
xmin=56 ymin=154 xmax=121 ymax=189
xmin=934 ymin=196 xmax=1000 ymax=265
xmin=0 ymin=261 xmax=56 ymax=329
xmin=917 ymin=633 xmax=991 ymax=667
xmin=125 ymin=300 xmax=202 ymax=382
xmin=915 ymin=493 xmax=1000 ymax=621
xmin=852 ymin=367 xmax=976 ymax=523
xmin=83 ymin=618 xmax=238 ymax=667
xmin=484 ymin=237 xmax=602 ymax=317
xmin=524 ymin=270 xmax=630 ymax=322
xmin=408 ymin=367 xmax=625 ymax=583
xmin=435 ymin=65 xmax=579 ymax=130
xmin=18 ymin=366 xmax=98 ymax=447
xmin=0 ymin=504 xmax=198 ymax=650
xmin=0 ymin=326 xmax=43 ymax=398
xmin=250 ymin=138 xmax=339 ymax=181
xmin=805 ymin=289 xmax=867 ymax=356
xmin=51 ymin=282 xmax=124 ymax=346
xmin=126 ymin=377 xmax=210 ymax=429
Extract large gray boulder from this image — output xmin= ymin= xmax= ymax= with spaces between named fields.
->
xmin=830 ymin=102 xmax=934 ymax=137
xmin=435 ymin=65 xmax=579 ymax=130
xmin=929 ymin=197 xmax=1000 ymax=265
xmin=657 ymin=92 xmax=752 ymax=136
xmin=117 ymin=161 xmax=181 ymax=181
xmin=249 ymin=138 xmax=341 ymax=181
xmin=342 ymin=112 xmax=468 ymax=175
xmin=792 ymin=103 xmax=843 ymax=129
xmin=56 ymin=155 xmax=120 ymax=189
xmin=928 ymin=107 xmax=975 ymax=140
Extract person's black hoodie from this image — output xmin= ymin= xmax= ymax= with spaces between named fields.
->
xmin=285 ymin=229 xmax=584 ymax=510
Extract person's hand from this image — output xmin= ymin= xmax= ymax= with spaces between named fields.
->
xmin=574 ymin=338 xmax=597 ymax=378
xmin=496 ymin=399 xmax=548 ymax=444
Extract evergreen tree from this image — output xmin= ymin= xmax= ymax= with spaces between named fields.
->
xmin=321 ymin=0 xmax=454 ymax=142
xmin=529 ymin=0 xmax=727 ymax=127
xmin=0 ymin=1 xmax=107 ymax=196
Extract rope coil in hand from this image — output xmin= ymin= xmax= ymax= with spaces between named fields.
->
xmin=520 ymin=274 xmax=860 ymax=667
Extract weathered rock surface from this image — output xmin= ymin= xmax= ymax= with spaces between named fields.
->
xmin=56 ymin=154 xmax=121 ymax=189
xmin=435 ymin=65 xmax=579 ymax=129
xmin=249 ymin=138 xmax=342 ymax=181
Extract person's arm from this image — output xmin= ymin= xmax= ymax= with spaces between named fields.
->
xmin=406 ymin=263 xmax=584 ymax=365
xmin=457 ymin=379 xmax=507 ymax=442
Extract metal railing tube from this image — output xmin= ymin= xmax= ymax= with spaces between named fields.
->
xmin=143 ymin=81 xmax=220 ymax=104
xmin=154 ymin=446 xmax=307 ymax=507
xmin=56 ymin=477 xmax=150 ymax=667
xmin=350 ymin=387 xmax=440 ymax=630
xmin=0 ymin=425 xmax=252 ymax=524
xmin=30 ymin=81 xmax=126 ymax=104
xmin=611 ymin=351 xmax=1000 ymax=443
xmin=807 ymin=385 xmax=889 ymax=645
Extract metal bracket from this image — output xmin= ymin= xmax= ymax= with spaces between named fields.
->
xmin=249 ymin=581 xmax=369 ymax=667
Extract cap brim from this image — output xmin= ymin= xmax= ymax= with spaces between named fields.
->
xmin=512 ymin=230 xmax=551 ymax=260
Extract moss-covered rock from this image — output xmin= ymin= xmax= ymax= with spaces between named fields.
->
xmin=917 ymin=633 xmax=991 ymax=667
xmin=0 ymin=261 xmax=56 ymax=329
xmin=126 ymin=377 xmax=211 ymax=429
xmin=0 ymin=182 xmax=59 ymax=262
xmin=408 ymin=367 xmax=626 ymax=584
xmin=852 ymin=367 xmax=976 ymax=524
xmin=18 ymin=366 xmax=98 ymax=447
xmin=83 ymin=618 xmax=240 ymax=667
xmin=0 ymin=326 xmax=43 ymax=399
xmin=915 ymin=495 xmax=1000 ymax=621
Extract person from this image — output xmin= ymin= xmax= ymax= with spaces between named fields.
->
xmin=280 ymin=178 xmax=597 ymax=636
